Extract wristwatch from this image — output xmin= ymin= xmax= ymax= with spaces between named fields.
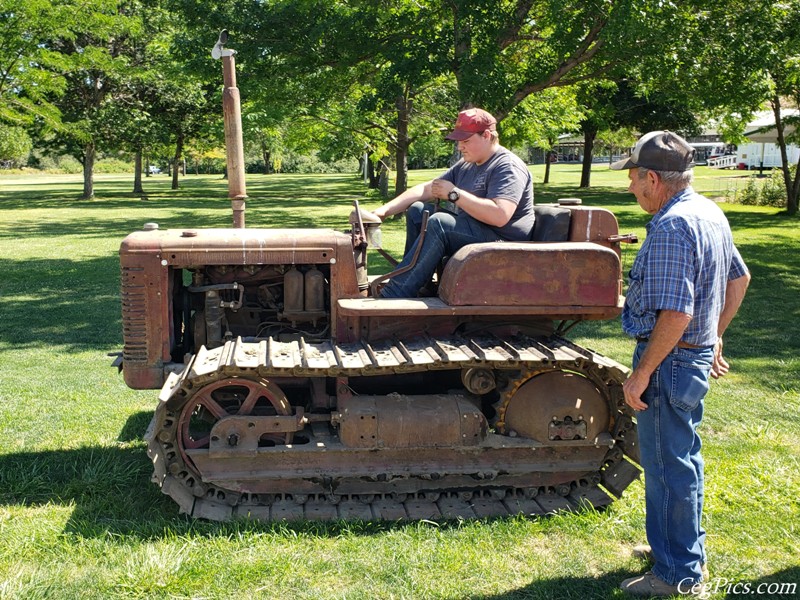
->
xmin=447 ymin=188 xmax=461 ymax=203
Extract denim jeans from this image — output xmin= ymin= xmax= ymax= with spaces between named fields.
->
xmin=634 ymin=342 xmax=714 ymax=585
xmin=381 ymin=201 xmax=502 ymax=298
xmin=404 ymin=202 xmax=443 ymax=254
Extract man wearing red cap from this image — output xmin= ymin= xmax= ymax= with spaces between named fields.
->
xmin=372 ymin=107 xmax=534 ymax=298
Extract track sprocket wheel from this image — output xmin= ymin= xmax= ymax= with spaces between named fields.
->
xmin=176 ymin=377 xmax=292 ymax=471
xmin=495 ymin=367 xmax=612 ymax=443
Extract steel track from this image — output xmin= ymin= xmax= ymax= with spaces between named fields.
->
xmin=146 ymin=333 xmax=641 ymax=521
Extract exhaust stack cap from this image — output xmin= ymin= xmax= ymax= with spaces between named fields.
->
xmin=142 ymin=222 xmax=159 ymax=231
xmin=211 ymin=29 xmax=236 ymax=59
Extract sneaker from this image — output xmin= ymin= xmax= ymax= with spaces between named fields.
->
xmin=631 ymin=544 xmax=710 ymax=581
xmin=620 ymin=571 xmax=705 ymax=597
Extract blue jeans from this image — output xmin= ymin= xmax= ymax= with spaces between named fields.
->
xmin=404 ymin=202 xmax=437 ymax=254
xmin=634 ymin=342 xmax=714 ymax=585
xmin=381 ymin=201 xmax=502 ymax=298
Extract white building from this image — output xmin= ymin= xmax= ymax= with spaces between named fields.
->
xmin=738 ymin=110 xmax=799 ymax=169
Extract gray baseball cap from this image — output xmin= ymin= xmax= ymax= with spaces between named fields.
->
xmin=610 ymin=130 xmax=696 ymax=171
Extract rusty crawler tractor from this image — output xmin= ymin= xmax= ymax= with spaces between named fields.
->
xmin=117 ymin=33 xmax=641 ymax=522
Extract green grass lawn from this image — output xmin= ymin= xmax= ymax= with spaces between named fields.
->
xmin=0 ymin=165 xmax=798 ymax=599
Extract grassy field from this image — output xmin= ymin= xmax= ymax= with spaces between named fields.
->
xmin=0 ymin=164 xmax=798 ymax=599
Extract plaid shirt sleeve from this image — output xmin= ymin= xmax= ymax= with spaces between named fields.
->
xmin=640 ymin=225 xmax=696 ymax=317
xmin=729 ymin=245 xmax=748 ymax=280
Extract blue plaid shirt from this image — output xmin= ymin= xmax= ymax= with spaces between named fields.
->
xmin=622 ymin=188 xmax=748 ymax=346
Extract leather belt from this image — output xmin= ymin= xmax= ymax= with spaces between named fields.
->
xmin=636 ymin=337 xmax=704 ymax=349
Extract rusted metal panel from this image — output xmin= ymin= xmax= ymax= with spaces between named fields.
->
xmin=566 ymin=206 xmax=621 ymax=251
xmin=438 ymin=242 xmax=621 ymax=308
xmin=501 ymin=370 xmax=611 ymax=443
xmin=187 ymin=443 xmax=607 ymax=491
xmin=208 ymin=415 xmax=306 ymax=453
xmin=336 ymin=297 xmax=622 ymax=318
xmin=121 ymin=228 xmax=343 ymax=261
xmin=337 ymin=394 xmax=487 ymax=449
xmin=120 ymin=252 xmax=173 ymax=389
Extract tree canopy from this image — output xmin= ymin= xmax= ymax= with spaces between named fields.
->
xmin=2 ymin=0 xmax=800 ymax=211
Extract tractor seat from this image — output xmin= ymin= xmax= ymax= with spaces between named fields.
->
xmin=529 ymin=204 xmax=572 ymax=242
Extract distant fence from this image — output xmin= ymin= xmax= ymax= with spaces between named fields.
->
xmin=707 ymin=155 xmax=739 ymax=169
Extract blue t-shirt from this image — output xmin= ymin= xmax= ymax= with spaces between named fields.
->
xmin=622 ymin=188 xmax=749 ymax=346
xmin=441 ymin=146 xmax=535 ymax=240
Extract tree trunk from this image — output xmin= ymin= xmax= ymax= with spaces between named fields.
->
xmin=367 ymin=159 xmax=379 ymax=189
xmin=82 ymin=142 xmax=95 ymax=199
xmin=133 ymin=149 xmax=144 ymax=194
xmin=451 ymin=4 xmax=471 ymax=107
xmin=579 ymin=126 xmax=597 ymax=188
xmin=791 ymin=155 xmax=800 ymax=215
xmin=145 ymin=155 xmax=151 ymax=177
xmin=771 ymin=98 xmax=798 ymax=214
xmin=172 ymin=133 xmax=184 ymax=190
xmin=394 ymin=93 xmax=412 ymax=196
xmin=379 ymin=158 xmax=390 ymax=198
xmin=544 ymin=153 xmax=552 ymax=184
xmin=262 ymin=141 xmax=271 ymax=174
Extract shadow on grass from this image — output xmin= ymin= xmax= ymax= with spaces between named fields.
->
xmin=0 ymin=186 xmax=363 ymax=240
xmin=0 ymin=411 xmax=601 ymax=542
xmin=471 ymin=569 xmax=634 ymax=599
xmin=0 ymin=440 xmax=170 ymax=537
xmin=0 ymin=204 xmax=352 ymax=239
xmin=0 ymin=256 xmax=122 ymax=349
xmin=0 ymin=173 xmax=367 ymax=213
xmin=0 ymin=438 xmax=512 ymax=540
xmin=723 ymin=569 xmax=800 ymax=599
xmin=473 ymin=566 xmax=800 ymax=599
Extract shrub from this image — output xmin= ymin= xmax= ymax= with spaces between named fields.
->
xmin=729 ymin=167 xmax=794 ymax=207
xmin=278 ymin=152 xmax=359 ymax=174
xmin=35 ymin=155 xmax=83 ymax=174
xmin=95 ymin=158 xmax=134 ymax=173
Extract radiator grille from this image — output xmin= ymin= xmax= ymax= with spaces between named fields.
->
xmin=121 ymin=266 xmax=148 ymax=362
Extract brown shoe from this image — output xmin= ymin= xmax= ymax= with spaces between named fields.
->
xmin=620 ymin=571 xmax=705 ymax=597
xmin=631 ymin=544 xmax=709 ymax=581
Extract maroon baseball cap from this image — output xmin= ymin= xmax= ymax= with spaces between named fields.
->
xmin=445 ymin=108 xmax=497 ymax=141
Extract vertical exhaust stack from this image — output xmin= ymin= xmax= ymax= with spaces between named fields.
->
xmin=212 ymin=30 xmax=247 ymax=228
